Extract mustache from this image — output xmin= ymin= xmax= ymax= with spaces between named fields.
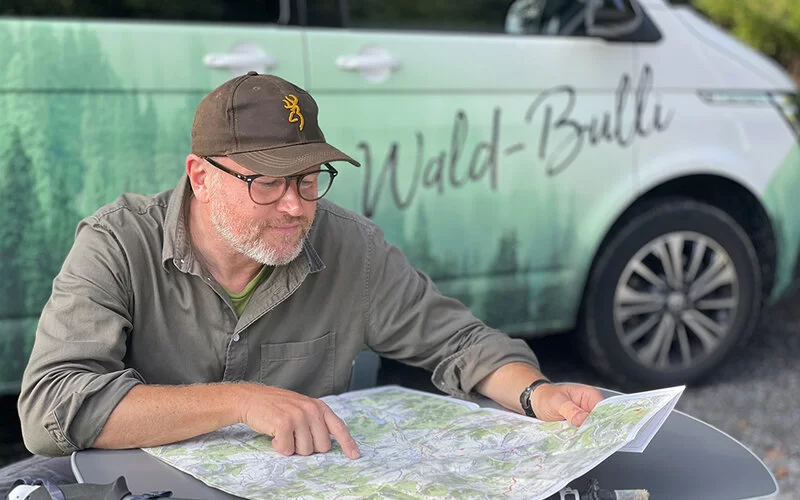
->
xmin=264 ymin=216 xmax=310 ymax=228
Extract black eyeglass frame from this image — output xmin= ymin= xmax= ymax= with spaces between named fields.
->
xmin=203 ymin=156 xmax=338 ymax=205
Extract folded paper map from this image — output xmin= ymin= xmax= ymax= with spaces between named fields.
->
xmin=143 ymin=385 xmax=684 ymax=500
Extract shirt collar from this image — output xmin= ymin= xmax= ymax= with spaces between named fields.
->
xmin=162 ymin=174 xmax=326 ymax=275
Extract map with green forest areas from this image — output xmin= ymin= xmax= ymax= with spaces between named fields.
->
xmin=143 ymin=385 xmax=684 ymax=500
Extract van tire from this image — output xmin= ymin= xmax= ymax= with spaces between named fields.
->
xmin=579 ymin=199 xmax=762 ymax=389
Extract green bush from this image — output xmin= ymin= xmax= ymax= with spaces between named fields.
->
xmin=693 ymin=0 xmax=800 ymax=82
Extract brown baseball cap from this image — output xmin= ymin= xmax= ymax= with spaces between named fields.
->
xmin=191 ymin=71 xmax=360 ymax=176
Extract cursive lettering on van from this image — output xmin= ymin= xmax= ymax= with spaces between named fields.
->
xmin=526 ymin=64 xmax=673 ymax=177
xmin=357 ymin=65 xmax=672 ymax=216
xmin=359 ymin=108 xmax=501 ymax=218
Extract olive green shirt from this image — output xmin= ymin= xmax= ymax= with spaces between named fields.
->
xmin=18 ymin=175 xmax=540 ymax=456
xmin=225 ymin=265 xmax=273 ymax=317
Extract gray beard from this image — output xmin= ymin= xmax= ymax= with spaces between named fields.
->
xmin=210 ymin=206 xmax=307 ymax=266
xmin=205 ymin=170 xmax=308 ymax=266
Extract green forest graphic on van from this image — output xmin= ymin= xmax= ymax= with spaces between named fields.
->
xmin=2 ymin=19 xmax=789 ymax=394
xmin=0 ymin=22 xmax=197 ymax=391
xmin=0 ymin=21 xmax=587 ymax=393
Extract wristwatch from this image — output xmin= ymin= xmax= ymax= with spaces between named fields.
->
xmin=520 ymin=378 xmax=552 ymax=418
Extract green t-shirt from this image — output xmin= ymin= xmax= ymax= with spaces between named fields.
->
xmin=225 ymin=265 xmax=273 ymax=316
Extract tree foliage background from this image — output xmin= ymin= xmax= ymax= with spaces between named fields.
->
xmin=691 ymin=0 xmax=800 ymax=83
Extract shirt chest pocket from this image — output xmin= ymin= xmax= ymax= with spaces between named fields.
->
xmin=260 ymin=331 xmax=335 ymax=398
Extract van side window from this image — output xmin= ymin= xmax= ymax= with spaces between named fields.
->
xmin=506 ymin=0 xmax=638 ymax=36
xmin=305 ymin=0 xmax=619 ymax=37
xmin=344 ymin=0 xmax=509 ymax=33
xmin=505 ymin=0 xmax=586 ymax=36
xmin=304 ymin=0 xmax=344 ymax=28
xmin=0 ymin=0 xmax=285 ymax=24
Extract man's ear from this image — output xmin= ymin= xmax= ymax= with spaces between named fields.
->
xmin=186 ymin=154 xmax=212 ymax=203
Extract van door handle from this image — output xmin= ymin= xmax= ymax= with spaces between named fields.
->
xmin=336 ymin=54 xmax=400 ymax=72
xmin=203 ymin=42 xmax=276 ymax=75
xmin=204 ymin=53 xmax=276 ymax=69
xmin=335 ymin=46 xmax=401 ymax=83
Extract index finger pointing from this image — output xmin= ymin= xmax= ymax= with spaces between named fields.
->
xmin=322 ymin=406 xmax=360 ymax=460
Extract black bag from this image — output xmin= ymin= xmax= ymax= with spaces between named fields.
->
xmin=7 ymin=476 xmax=194 ymax=500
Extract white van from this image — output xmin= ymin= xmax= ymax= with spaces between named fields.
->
xmin=0 ymin=0 xmax=798 ymax=391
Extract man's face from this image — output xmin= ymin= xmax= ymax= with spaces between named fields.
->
xmin=205 ymin=158 xmax=316 ymax=266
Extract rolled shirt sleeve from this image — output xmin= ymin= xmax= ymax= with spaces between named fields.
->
xmin=364 ymin=225 xmax=540 ymax=399
xmin=18 ymin=219 xmax=145 ymax=456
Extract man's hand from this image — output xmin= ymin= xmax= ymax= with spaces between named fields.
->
xmin=530 ymin=383 xmax=604 ymax=426
xmin=238 ymin=385 xmax=361 ymax=460
xmin=475 ymin=362 xmax=604 ymax=426
xmin=94 ymin=383 xmax=360 ymax=459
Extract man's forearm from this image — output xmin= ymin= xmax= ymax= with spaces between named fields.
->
xmin=93 ymin=383 xmax=249 ymax=449
xmin=475 ymin=362 xmax=546 ymax=414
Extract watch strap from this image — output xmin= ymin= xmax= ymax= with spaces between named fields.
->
xmin=520 ymin=378 xmax=552 ymax=418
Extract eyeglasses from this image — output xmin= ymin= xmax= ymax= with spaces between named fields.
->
xmin=204 ymin=157 xmax=338 ymax=205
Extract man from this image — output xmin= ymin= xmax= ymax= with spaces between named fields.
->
xmin=3 ymin=72 xmax=602 ymax=493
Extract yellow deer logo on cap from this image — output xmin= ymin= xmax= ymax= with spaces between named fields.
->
xmin=282 ymin=94 xmax=305 ymax=131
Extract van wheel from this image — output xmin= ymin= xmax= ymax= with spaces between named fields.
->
xmin=580 ymin=199 xmax=762 ymax=389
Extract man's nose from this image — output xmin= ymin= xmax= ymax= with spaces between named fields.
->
xmin=275 ymin=180 xmax=304 ymax=215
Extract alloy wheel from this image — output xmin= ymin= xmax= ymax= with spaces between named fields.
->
xmin=612 ymin=231 xmax=739 ymax=371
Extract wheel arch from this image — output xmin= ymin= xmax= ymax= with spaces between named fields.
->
xmin=576 ymin=174 xmax=776 ymax=324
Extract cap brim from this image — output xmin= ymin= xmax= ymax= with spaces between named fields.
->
xmin=228 ymin=142 xmax=361 ymax=177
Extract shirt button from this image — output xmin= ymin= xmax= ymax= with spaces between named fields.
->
xmin=233 ymin=334 xmax=240 ymax=342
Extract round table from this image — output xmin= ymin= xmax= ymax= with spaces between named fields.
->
xmin=72 ymin=388 xmax=778 ymax=500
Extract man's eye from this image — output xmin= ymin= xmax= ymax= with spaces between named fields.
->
xmin=255 ymin=180 xmax=281 ymax=188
